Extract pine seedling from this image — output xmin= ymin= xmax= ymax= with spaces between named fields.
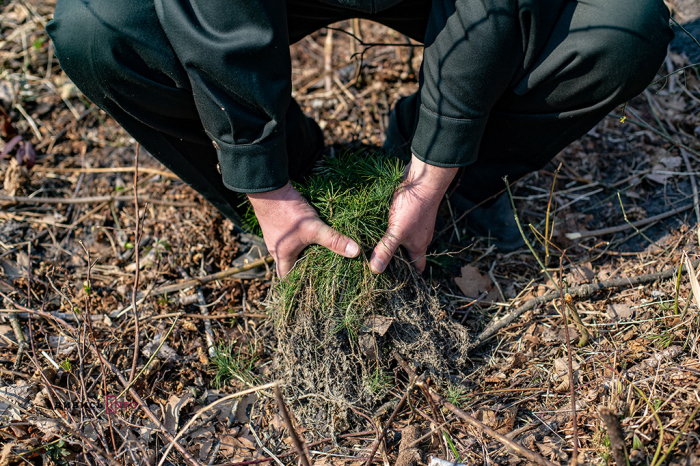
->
xmin=271 ymin=150 xmax=405 ymax=338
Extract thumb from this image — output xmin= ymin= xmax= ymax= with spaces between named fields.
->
xmin=312 ymin=222 xmax=361 ymax=259
xmin=370 ymin=228 xmax=401 ymax=274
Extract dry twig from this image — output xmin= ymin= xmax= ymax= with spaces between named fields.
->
xmin=274 ymin=384 xmax=311 ymax=466
xmin=598 ymin=407 xmax=627 ymax=466
xmin=150 ymin=256 xmax=273 ymax=295
xmin=0 ymin=193 xmax=198 ymax=207
xmin=472 ymin=259 xmax=700 ymax=348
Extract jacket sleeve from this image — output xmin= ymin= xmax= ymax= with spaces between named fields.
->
xmin=411 ymin=0 xmax=523 ymax=167
xmin=155 ymin=0 xmax=291 ymax=192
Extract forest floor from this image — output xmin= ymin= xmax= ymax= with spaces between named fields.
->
xmin=1 ymin=1 xmax=700 ymax=465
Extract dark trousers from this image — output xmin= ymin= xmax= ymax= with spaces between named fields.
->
xmin=47 ymin=0 xmax=672 ymax=226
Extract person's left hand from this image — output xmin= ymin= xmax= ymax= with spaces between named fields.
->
xmin=370 ymin=154 xmax=458 ymax=274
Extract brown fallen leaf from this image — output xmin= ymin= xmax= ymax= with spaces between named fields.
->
xmin=361 ymin=314 xmax=394 ymax=336
xmin=454 ymin=265 xmax=499 ymax=301
xmin=0 ymin=325 xmax=16 ymax=348
xmin=509 ymin=352 xmax=528 ymax=370
xmin=235 ymin=393 xmax=257 ymax=424
xmin=496 ymin=406 xmax=518 ymax=434
xmin=607 ymin=303 xmax=634 ymax=321
xmin=164 ymin=393 xmax=194 ymax=434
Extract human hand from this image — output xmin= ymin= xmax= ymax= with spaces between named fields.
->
xmin=247 ymin=183 xmax=360 ymax=277
xmin=370 ymin=155 xmax=458 ymax=274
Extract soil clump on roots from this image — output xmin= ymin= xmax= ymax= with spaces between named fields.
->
xmin=264 ymin=151 xmax=472 ymax=429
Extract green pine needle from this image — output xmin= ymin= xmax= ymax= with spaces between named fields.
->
xmin=261 ymin=150 xmax=405 ymax=338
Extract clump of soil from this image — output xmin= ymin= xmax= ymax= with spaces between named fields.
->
xmin=265 ymin=151 xmax=471 ymax=428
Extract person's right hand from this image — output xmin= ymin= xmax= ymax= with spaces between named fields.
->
xmin=247 ymin=182 xmax=360 ymax=277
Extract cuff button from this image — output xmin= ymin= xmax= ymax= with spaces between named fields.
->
xmin=212 ymin=140 xmax=219 ymax=150
xmin=216 ymin=163 xmax=222 ymax=174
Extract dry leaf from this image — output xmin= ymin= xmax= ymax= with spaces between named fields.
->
xmin=218 ymin=435 xmax=239 ymax=457
xmin=0 ymin=259 xmax=23 ymax=279
xmin=235 ymin=393 xmax=257 ymax=424
xmin=236 ymin=435 xmax=256 ymax=450
xmin=553 ymin=357 xmax=580 ymax=376
xmin=542 ymin=325 xmax=579 ymax=343
xmin=361 ymin=315 xmax=394 ymax=336
xmin=454 ymin=265 xmax=499 ymax=301
xmin=0 ymin=325 xmax=16 ymax=348
xmin=477 ymin=408 xmax=497 ymax=427
xmin=0 ymin=383 xmax=37 ymax=421
xmin=199 ymin=439 xmax=214 ymax=462
xmin=164 ymin=393 xmax=193 ymax=434
xmin=566 ymin=262 xmax=595 ymax=286
xmin=684 ymin=252 xmax=700 ymax=311
xmin=607 ymin=303 xmax=634 ymax=321
xmin=496 ymin=406 xmax=518 ymax=434
xmin=430 ymin=458 xmax=468 ymax=466
xmin=142 ymin=333 xmax=180 ymax=362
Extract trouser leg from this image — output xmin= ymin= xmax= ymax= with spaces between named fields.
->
xmin=47 ymin=0 xmax=325 ymax=227
xmin=389 ymin=0 xmax=673 ymax=204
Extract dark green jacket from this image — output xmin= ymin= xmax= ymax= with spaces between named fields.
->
xmin=154 ymin=0 xmax=523 ymax=192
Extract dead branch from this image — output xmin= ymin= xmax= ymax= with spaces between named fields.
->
xmin=129 ymin=143 xmax=141 ymax=384
xmin=150 ymin=256 xmax=273 ymax=295
xmin=420 ymin=383 xmax=558 ymax=466
xmin=557 ymin=257 xmax=578 ymax=463
xmin=274 ymin=384 xmax=311 ymax=466
xmin=364 ymin=377 xmax=415 ymax=466
xmin=7 ymin=308 xmax=27 ymax=370
xmin=179 ymin=268 xmax=216 ymax=357
xmin=565 ymin=203 xmax=693 ymax=240
xmin=472 ymin=259 xmax=700 ymax=349
xmin=598 ymin=407 xmax=627 ymax=465
xmin=0 ymin=193 xmax=198 ymax=207
xmin=395 ymin=425 xmax=422 ymax=466
xmin=33 ymin=165 xmax=178 ymax=178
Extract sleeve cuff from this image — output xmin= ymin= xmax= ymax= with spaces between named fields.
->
xmin=209 ymin=131 xmax=289 ymax=193
xmin=410 ymin=105 xmax=489 ymax=167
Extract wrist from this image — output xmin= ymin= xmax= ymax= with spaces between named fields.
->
xmin=247 ymin=182 xmax=296 ymax=205
xmin=406 ymin=154 xmax=458 ymax=193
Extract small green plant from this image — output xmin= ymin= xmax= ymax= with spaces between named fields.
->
xmin=270 ymin=151 xmax=405 ymax=338
xmin=144 ymin=237 xmax=172 ymax=259
xmin=366 ymin=367 xmax=392 ymax=395
xmin=157 ymin=294 xmax=172 ymax=305
xmin=443 ymin=431 xmax=461 ymax=462
xmin=210 ymin=342 xmax=259 ymax=388
xmin=597 ymin=430 xmax=612 ymax=464
xmin=648 ymin=331 xmax=674 ymax=349
xmin=446 ymin=383 xmax=469 ymax=408
xmin=59 ymin=358 xmax=71 ymax=372
xmin=45 ymin=439 xmax=71 ymax=463
xmin=632 ymin=434 xmax=644 ymax=450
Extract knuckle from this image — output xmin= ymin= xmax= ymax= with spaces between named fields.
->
xmin=327 ymin=230 xmax=345 ymax=251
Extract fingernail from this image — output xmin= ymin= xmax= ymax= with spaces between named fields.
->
xmin=345 ymin=242 xmax=359 ymax=257
xmin=371 ymin=258 xmax=385 ymax=274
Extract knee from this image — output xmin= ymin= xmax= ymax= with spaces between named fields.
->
xmin=47 ymin=0 xmax=123 ymax=97
xmin=47 ymin=0 xmax=180 ymax=104
xmin=582 ymin=0 xmax=673 ymax=101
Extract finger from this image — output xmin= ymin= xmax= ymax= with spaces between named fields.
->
xmin=403 ymin=242 xmax=427 ymax=272
xmin=312 ymin=222 xmax=360 ymax=258
xmin=273 ymin=243 xmax=304 ymax=278
xmin=370 ymin=229 xmax=401 ymax=274
xmin=276 ymin=254 xmax=296 ymax=278
xmin=410 ymin=251 xmax=427 ymax=272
